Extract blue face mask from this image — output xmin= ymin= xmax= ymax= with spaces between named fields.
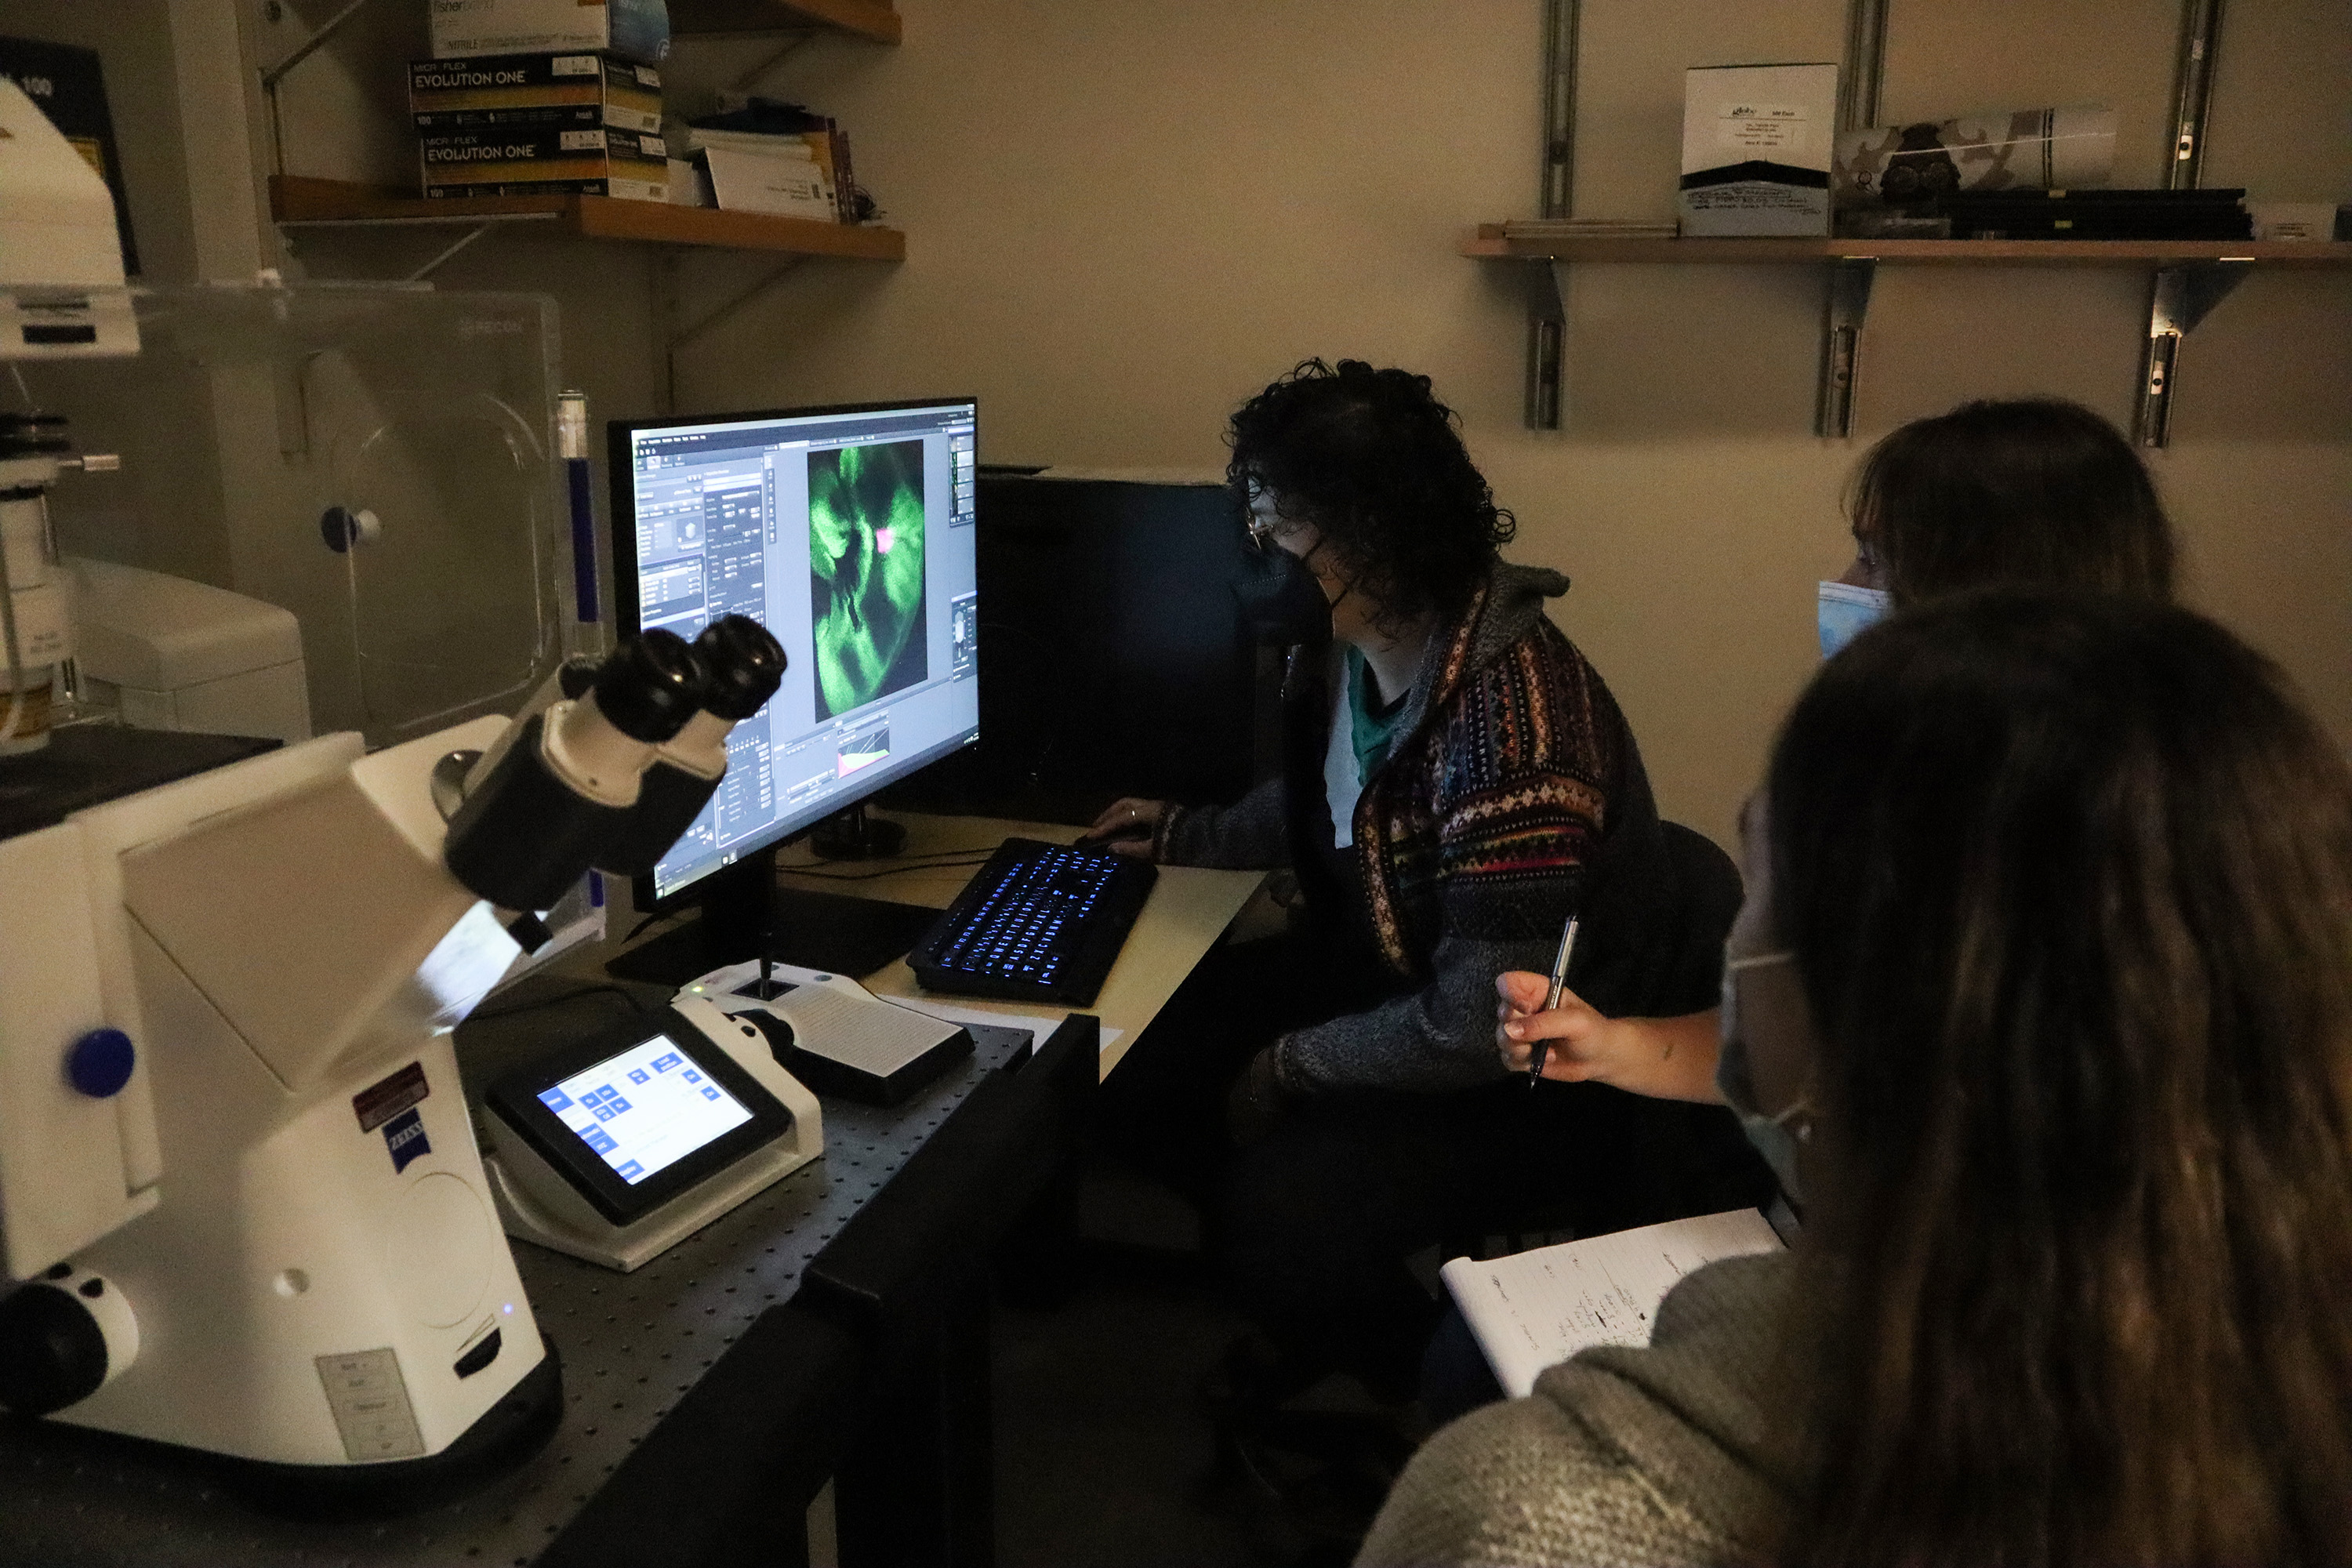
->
xmin=1716 ymin=950 xmax=1813 ymax=1205
xmin=1817 ymin=582 xmax=1891 ymax=658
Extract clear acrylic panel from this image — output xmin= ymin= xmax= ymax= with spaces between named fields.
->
xmin=28 ymin=281 xmax=573 ymax=750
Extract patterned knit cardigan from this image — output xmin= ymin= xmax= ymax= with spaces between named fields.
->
xmin=1154 ymin=561 xmax=1653 ymax=1094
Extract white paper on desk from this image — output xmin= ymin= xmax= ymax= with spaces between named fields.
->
xmin=882 ymin=995 xmax=1124 ymax=1058
xmin=1440 ymin=1208 xmax=1783 ymax=1399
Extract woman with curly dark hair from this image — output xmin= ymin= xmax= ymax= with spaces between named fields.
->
xmin=1092 ymin=359 xmax=1768 ymax=1410
xmin=1366 ymin=591 xmax=2352 ymax=1566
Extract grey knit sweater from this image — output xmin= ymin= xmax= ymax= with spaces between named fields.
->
xmin=1357 ymin=1252 xmax=1803 ymax=1567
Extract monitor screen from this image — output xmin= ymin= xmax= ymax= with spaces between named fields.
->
xmin=613 ymin=399 xmax=980 ymax=903
xmin=535 ymin=1031 xmax=753 ymax=1185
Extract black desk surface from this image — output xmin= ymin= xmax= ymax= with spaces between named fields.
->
xmin=0 ymin=978 xmax=1032 ymax=1568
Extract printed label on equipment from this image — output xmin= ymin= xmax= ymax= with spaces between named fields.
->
xmin=353 ymin=1061 xmax=429 ymax=1133
xmin=383 ymin=1107 xmax=432 ymax=1173
xmin=315 ymin=1348 xmax=426 ymax=1461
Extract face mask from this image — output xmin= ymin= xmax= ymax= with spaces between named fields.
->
xmin=1237 ymin=543 xmax=1335 ymax=648
xmin=1716 ymin=949 xmax=1814 ymax=1204
xmin=1817 ymin=581 xmax=1891 ymax=659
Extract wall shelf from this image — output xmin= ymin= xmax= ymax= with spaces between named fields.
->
xmin=1461 ymin=228 xmax=2352 ymax=267
xmin=1465 ymin=223 xmax=2352 ymax=443
xmin=668 ymin=0 xmax=902 ymax=44
xmin=270 ymin=176 xmax=906 ymax=261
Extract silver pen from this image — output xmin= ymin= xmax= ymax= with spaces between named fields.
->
xmin=1529 ymin=915 xmax=1580 ymax=1088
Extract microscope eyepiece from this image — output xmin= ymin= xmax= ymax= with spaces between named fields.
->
xmin=691 ymin=615 xmax=787 ymax=721
xmin=592 ymin=629 xmax=707 ymax=744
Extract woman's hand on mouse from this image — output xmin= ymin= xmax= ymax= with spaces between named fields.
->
xmin=1085 ymin=797 xmax=1170 ymax=856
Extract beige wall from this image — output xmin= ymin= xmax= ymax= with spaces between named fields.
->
xmin=5 ymin=1 xmax=2343 ymax=844
xmin=665 ymin=0 xmax=2350 ymax=848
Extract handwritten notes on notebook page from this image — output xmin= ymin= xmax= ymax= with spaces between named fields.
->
xmin=1439 ymin=1207 xmax=1784 ymax=1399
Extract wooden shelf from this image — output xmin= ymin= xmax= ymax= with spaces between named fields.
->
xmin=270 ymin=176 xmax=906 ymax=261
xmin=1461 ymin=226 xmax=2352 ymax=267
xmin=667 ymin=0 xmax=900 ymax=44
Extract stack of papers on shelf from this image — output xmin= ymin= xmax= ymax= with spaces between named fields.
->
xmin=681 ymin=128 xmax=838 ymax=222
xmin=677 ymin=100 xmax=863 ymax=223
xmin=1503 ymin=217 xmax=1682 ymax=241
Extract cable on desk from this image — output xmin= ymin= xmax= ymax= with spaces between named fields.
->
xmin=779 ymin=855 xmax=996 ymax=882
xmin=777 ymin=845 xmax=1007 ymax=872
xmin=620 ymin=908 xmax=685 ymax=945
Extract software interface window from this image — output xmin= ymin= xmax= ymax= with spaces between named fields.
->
xmin=627 ymin=403 xmax=980 ymax=898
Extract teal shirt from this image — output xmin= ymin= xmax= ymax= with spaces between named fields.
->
xmin=1346 ymin=645 xmax=1410 ymax=786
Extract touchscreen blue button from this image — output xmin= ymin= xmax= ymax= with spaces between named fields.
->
xmin=583 ymin=1127 xmax=616 ymax=1153
xmin=539 ymin=1087 xmax=573 ymax=1112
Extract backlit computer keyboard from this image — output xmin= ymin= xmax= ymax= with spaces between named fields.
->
xmin=908 ymin=837 xmax=1158 ymax=1007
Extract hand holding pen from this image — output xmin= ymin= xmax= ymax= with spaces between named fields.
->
xmin=1529 ymin=915 xmax=1579 ymax=1087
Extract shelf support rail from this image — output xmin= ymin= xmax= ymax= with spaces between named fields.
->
xmin=2133 ymin=260 xmax=2250 ymax=448
xmin=1815 ymin=259 xmax=1876 ymax=439
xmin=2134 ymin=0 xmax=2230 ymax=447
xmin=403 ymin=223 xmax=498 ymax=283
xmin=1814 ymin=0 xmax=1889 ymax=439
xmin=259 ymin=0 xmax=391 ymax=180
xmin=1524 ymin=0 xmax=1579 ymax=430
xmin=1524 ymin=263 xmax=1566 ymax=431
xmin=661 ymin=256 xmax=808 ymax=413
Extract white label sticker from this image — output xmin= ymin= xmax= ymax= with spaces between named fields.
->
xmin=315 ymin=1347 xmax=426 ymax=1461
xmin=1718 ymin=103 xmax=1808 ymax=152
xmin=560 ymin=129 xmax=606 ymax=151
xmin=552 ymin=54 xmax=596 ymax=77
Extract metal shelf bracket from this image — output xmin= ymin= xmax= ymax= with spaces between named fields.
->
xmin=1811 ymin=0 xmax=1888 ymax=438
xmin=1524 ymin=263 xmax=1566 ymax=430
xmin=1815 ymin=258 xmax=1876 ymax=438
xmin=2132 ymin=260 xmax=2249 ymax=447
xmin=2135 ymin=0 xmax=2231 ymax=447
xmin=1524 ymin=0 xmax=1579 ymax=430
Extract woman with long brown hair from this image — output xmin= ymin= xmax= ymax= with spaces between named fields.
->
xmin=1362 ymin=591 xmax=2352 ymax=1566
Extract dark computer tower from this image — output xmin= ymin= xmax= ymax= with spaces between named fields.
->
xmin=880 ymin=470 xmax=1276 ymax=825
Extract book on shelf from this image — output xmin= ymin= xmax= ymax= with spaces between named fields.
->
xmin=410 ymin=53 xmax=662 ymax=137
xmin=1441 ymin=1207 xmax=1785 ymax=1399
xmin=1837 ymin=187 xmax=2254 ymax=242
xmin=1503 ymin=218 xmax=1681 ymax=241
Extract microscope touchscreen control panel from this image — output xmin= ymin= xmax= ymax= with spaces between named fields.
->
xmin=537 ymin=1033 xmax=755 ymax=1188
xmin=484 ymin=1007 xmax=798 ymax=1229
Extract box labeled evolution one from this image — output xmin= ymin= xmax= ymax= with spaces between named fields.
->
xmin=410 ymin=53 xmax=662 ymax=137
xmin=1679 ymin=63 xmax=1837 ymax=237
xmin=430 ymin=0 xmax=670 ymax=64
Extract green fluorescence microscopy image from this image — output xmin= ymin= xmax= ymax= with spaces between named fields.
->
xmin=808 ymin=439 xmax=928 ymax=720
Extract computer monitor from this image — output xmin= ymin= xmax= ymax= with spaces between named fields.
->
xmin=605 ymin=397 xmax=980 ymax=983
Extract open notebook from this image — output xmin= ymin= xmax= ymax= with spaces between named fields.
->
xmin=1440 ymin=1207 xmax=1785 ymax=1399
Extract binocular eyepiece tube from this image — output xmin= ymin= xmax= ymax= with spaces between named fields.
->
xmin=441 ymin=615 xmax=786 ymax=918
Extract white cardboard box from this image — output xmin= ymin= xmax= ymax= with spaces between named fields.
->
xmin=1680 ymin=63 xmax=1838 ymax=237
xmin=430 ymin=0 xmax=669 ymax=64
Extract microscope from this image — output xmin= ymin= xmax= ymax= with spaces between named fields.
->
xmin=0 ymin=78 xmax=790 ymax=1505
